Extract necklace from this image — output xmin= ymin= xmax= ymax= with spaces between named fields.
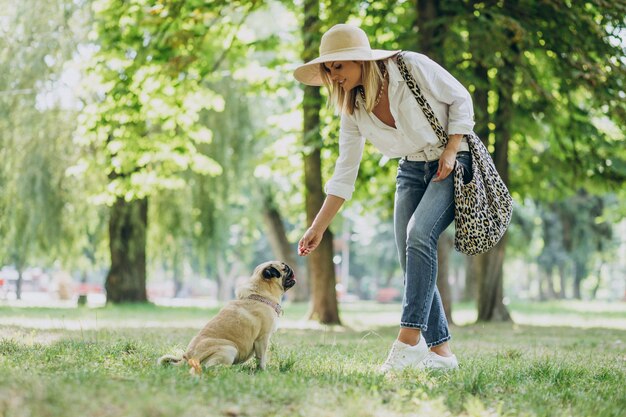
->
xmin=359 ymin=66 xmax=387 ymax=108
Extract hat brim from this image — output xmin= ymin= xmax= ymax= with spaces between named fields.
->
xmin=293 ymin=49 xmax=400 ymax=86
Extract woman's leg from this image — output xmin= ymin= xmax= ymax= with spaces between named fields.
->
xmin=394 ymin=160 xmax=455 ymax=348
xmin=394 ymin=160 xmax=426 ymax=346
xmin=379 ymin=158 xmax=456 ymax=372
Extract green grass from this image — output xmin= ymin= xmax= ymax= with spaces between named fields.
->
xmin=0 ymin=301 xmax=625 ymax=417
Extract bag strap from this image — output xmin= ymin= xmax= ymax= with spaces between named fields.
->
xmin=396 ymin=52 xmax=450 ymax=147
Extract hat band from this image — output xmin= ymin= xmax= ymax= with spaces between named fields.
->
xmin=319 ymin=46 xmax=373 ymax=59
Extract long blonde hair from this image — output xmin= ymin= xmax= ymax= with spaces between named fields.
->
xmin=320 ymin=60 xmax=387 ymax=115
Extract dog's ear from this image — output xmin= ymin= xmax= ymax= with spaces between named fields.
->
xmin=262 ymin=266 xmax=281 ymax=279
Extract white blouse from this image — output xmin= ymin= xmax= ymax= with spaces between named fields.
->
xmin=325 ymin=51 xmax=475 ymax=201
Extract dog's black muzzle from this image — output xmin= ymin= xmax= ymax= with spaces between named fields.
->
xmin=282 ymin=263 xmax=296 ymax=290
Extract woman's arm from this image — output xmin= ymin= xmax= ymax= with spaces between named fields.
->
xmin=298 ymin=194 xmax=345 ymax=256
xmin=299 ymin=114 xmax=363 ymax=256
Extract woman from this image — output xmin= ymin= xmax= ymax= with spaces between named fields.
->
xmin=294 ymin=24 xmax=473 ymax=372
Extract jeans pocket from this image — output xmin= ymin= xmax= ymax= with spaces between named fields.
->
xmin=456 ymin=152 xmax=473 ymax=185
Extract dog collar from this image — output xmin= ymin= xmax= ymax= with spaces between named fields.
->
xmin=247 ymin=294 xmax=282 ymax=316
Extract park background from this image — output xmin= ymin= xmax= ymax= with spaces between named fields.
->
xmin=0 ymin=1 xmax=625 ymax=417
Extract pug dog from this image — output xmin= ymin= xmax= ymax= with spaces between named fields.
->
xmin=158 ymin=261 xmax=295 ymax=374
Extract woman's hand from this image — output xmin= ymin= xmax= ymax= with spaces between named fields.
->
xmin=433 ymin=148 xmax=457 ymax=182
xmin=298 ymin=227 xmax=324 ymax=256
xmin=434 ymin=134 xmax=462 ymax=182
xmin=298 ymin=195 xmax=345 ymax=256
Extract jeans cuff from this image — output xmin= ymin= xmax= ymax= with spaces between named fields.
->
xmin=427 ymin=335 xmax=451 ymax=348
xmin=400 ymin=322 xmax=428 ymax=331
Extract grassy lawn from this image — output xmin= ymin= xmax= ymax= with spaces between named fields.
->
xmin=0 ymin=301 xmax=624 ymax=417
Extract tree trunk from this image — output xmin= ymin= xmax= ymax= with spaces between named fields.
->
xmin=302 ymin=0 xmax=340 ymax=324
xmin=464 ymin=256 xmax=480 ymax=302
xmin=308 ymin=228 xmax=340 ymax=323
xmin=590 ymin=264 xmax=603 ymax=300
xmin=384 ymin=269 xmax=395 ymax=287
xmin=77 ymin=271 xmax=88 ymax=306
xmin=476 ymin=27 xmax=518 ymax=322
xmin=16 ymin=267 xmax=23 ymax=301
xmin=305 ymin=147 xmax=340 ymax=324
xmin=573 ymin=259 xmax=585 ymax=300
xmin=304 ymin=148 xmax=340 ymax=323
xmin=416 ymin=0 xmax=456 ymax=320
xmin=543 ymin=269 xmax=557 ymax=299
xmin=464 ymin=39 xmax=491 ymax=304
xmin=173 ymin=251 xmax=183 ymax=298
xmin=105 ymin=197 xmax=148 ymax=303
xmin=537 ymin=269 xmax=546 ymax=301
xmin=416 ymin=0 xmax=443 ymax=56
xmin=216 ymin=257 xmax=240 ymax=302
xmin=477 ymin=235 xmax=511 ymax=321
xmin=558 ymin=264 xmax=567 ymax=299
xmin=437 ymin=231 xmax=454 ymax=324
xmin=262 ymin=193 xmax=308 ymax=302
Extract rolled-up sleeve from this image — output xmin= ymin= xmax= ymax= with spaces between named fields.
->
xmin=324 ymin=114 xmax=365 ymax=201
xmin=406 ymin=52 xmax=475 ymax=135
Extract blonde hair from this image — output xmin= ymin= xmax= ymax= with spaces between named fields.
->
xmin=320 ymin=60 xmax=387 ymax=115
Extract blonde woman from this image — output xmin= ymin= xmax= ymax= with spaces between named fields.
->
xmin=294 ymin=24 xmax=474 ymax=372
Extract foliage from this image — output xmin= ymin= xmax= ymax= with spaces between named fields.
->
xmin=78 ymin=0 xmax=241 ymax=203
xmin=452 ymin=0 xmax=626 ymax=198
xmin=1 ymin=0 xmax=625 ymax=304
xmin=77 ymin=0 xmax=293 ymax=292
xmin=142 ymin=3 xmax=308 ymax=289
xmin=339 ymin=1 xmax=626 ymax=301
xmin=0 ymin=0 xmax=94 ymax=272
xmin=504 ymin=190 xmax=618 ymax=300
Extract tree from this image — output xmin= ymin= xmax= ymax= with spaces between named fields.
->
xmin=537 ymin=205 xmax=568 ymax=299
xmin=456 ymin=0 xmax=626 ymax=319
xmin=414 ymin=0 xmax=455 ymax=323
xmin=0 ymin=0 xmax=89 ymax=298
xmin=139 ymin=1 xmax=313 ymax=303
xmin=556 ymin=190 xmax=613 ymax=299
xmin=308 ymin=1 xmax=625 ymax=319
xmin=190 ymin=78 xmax=261 ymax=301
xmin=261 ymin=188 xmax=305 ymax=299
xmin=81 ymin=0 xmax=259 ymax=302
xmin=299 ymin=0 xmax=340 ymax=324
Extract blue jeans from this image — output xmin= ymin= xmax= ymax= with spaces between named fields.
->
xmin=393 ymin=152 xmax=472 ymax=347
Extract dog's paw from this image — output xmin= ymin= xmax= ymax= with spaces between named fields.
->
xmin=188 ymin=358 xmax=202 ymax=375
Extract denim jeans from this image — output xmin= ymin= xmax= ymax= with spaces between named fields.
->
xmin=393 ymin=152 xmax=472 ymax=347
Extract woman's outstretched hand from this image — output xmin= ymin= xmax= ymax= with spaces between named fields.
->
xmin=298 ymin=227 xmax=324 ymax=256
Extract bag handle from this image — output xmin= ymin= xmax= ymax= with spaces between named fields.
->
xmin=396 ymin=52 xmax=450 ymax=147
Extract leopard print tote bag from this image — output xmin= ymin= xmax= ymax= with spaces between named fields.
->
xmin=397 ymin=53 xmax=513 ymax=255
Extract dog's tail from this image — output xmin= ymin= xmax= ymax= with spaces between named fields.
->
xmin=157 ymin=354 xmax=184 ymax=366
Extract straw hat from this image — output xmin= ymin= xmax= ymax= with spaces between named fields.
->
xmin=293 ymin=24 xmax=400 ymax=86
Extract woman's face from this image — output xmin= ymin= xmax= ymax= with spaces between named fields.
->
xmin=323 ymin=60 xmax=363 ymax=92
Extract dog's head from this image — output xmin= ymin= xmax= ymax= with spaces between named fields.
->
xmin=258 ymin=261 xmax=296 ymax=292
xmin=237 ymin=261 xmax=296 ymax=302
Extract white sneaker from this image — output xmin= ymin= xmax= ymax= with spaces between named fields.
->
xmin=418 ymin=351 xmax=459 ymax=370
xmin=379 ymin=337 xmax=428 ymax=373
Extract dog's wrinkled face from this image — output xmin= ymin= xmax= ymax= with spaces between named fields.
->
xmin=260 ymin=262 xmax=296 ymax=291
